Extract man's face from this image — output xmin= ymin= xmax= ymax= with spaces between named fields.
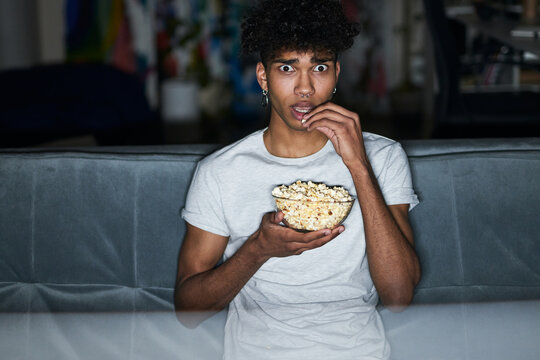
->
xmin=257 ymin=50 xmax=340 ymax=132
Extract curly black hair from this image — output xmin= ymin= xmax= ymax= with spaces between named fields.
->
xmin=241 ymin=0 xmax=360 ymax=65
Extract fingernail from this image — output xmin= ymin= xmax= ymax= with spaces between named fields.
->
xmin=324 ymin=230 xmax=331 ymax=236
xmin=339 ymin=226 xmax=345 ymax=233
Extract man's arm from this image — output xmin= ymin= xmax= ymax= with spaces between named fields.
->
xmin=174 ymin=223 xmax=259 ymax=327
xmin=175 ymin=212 xmax=343 ymax=326
xmin=348 ymin=166 xmax=420 ymax=312
xmin=303 ymin=103 xmax=421 ymax=312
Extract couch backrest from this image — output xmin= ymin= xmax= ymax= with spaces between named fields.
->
xmin=403 ymin=138 xmax=540 ymax=304
xmin=1 ymin=139 xmax=540 ymax=313
xmin=0 ymin=145 xmax=216 ymax=312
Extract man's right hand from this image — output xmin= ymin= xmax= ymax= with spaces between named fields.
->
xmin=175 ymin=213 xmax=343 ymax=319
xmin=247 ymin=211 xmax=344 ymax=262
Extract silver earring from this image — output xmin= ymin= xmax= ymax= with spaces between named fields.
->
xmin=332 ymin=88 xmax=337 ymax=94
xmin=261 ymin=90 xmax=268 ymax=107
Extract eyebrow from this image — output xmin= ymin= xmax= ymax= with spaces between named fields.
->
xmin=312 ymin=57 xmax=334 ymax=63
xmin=273 ymin=58 xmax=298 ymax=65
xmin=272 ymin=57 xmax=334 ymax=65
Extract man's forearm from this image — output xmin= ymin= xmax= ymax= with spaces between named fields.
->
xmin=175 ymin=237 xmax=265 ymax=312
xmin=348 ymin=161 xmax=420 ymax=310
xmin=175 ymin=211 xmax=343 ymax=319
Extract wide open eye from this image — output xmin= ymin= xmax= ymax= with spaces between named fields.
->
xmin=313 ymin=64 xmax=329 ymax=72
xmin=279 ymin=65 xmax=294 ymax=72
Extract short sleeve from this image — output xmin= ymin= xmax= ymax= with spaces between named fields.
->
xmin=379 ymin=143 xmax=419 ymax=211
xmin=181 ymin=160 xmax=230 ymax=237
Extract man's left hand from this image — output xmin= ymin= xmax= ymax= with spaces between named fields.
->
xmin=302 ymin=102 xmax=367 ymax=168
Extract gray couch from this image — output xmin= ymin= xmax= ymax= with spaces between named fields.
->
xmin=1 ymin=138 xmax=540 ymax=360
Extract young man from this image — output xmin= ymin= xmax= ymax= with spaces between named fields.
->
xmin=175 ymin=1 xmax=421 ymax=359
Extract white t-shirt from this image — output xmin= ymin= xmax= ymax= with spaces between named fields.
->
xmin=182 ymin=129 xmax=419 ymax=360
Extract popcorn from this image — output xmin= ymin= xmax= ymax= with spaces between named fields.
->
xmin=272 ymin=180 xmax=354 ymax=231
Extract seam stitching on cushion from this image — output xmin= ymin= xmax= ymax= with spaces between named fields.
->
xmin=0 ymin=153 xmax=208 ymax=162
xmin=415 ymin=284 xmax=540 ymax=289
xmin=133 ymin=169 xmax=139 ymax=296
xmin=5 ymin=284 xmax=539 ymax=291
xmin=0 ymin=282 xmax=173 ymax=290
xmin=449 ymin=161 xmax=466 ymax=288
xmin=26 ymin=167 xmax=36 ymax=350
xmin=29 ymin=168 xmax=36 ymax=313
xmin=406 ymin=148 xmax=540 ymax=158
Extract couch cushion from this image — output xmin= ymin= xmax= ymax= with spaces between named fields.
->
xmin=2 ymin=140 xmax=540 ymax=313
xmin=0 ymin=310 xmax=227 ymax=360
xmin=403 ymin=138 xmax=540 ymax=303
xmin=0 ymin=146 xmax=216 ymax=312
xmin=381 ymin=300 xmax=540 ymax=360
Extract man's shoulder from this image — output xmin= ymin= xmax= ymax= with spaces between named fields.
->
xmin=362 ymin=131 xmax=402 ymax=155
xmin=200 ymin=130 xmax=263 ymax=166
xmin=198 ymin=129 xmax=265 ymax=170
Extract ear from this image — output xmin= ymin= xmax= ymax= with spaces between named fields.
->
xmin=335 ymin=61 xmax=341 ymax=83
xmin=256 ymin=62 xmax=268 ymax=91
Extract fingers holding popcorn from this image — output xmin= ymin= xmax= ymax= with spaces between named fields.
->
xmin=301 ymin=102 xmax=367 ymax=166
xmin=252 ymin=211 xmax=343 ymax=260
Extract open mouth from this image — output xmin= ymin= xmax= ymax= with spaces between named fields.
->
xmin=290 ymin=102 xmax=314 ymax=121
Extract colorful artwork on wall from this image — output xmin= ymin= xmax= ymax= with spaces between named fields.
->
xmin=65 ymin=0 xmax=158 ymax=107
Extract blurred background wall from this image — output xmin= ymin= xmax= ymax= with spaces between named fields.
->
xmin=1 ymin=0 xmax=538 ymax=147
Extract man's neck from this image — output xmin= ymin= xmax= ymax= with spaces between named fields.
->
xmin=263 ymin=120 xmax=328 ymax=159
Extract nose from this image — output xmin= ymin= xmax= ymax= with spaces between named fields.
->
xmin=295 ymin=72 xmax=314 ymax=98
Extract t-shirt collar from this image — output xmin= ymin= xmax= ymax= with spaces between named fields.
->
xmin=258 ymin=128 xmax=333 ymax=164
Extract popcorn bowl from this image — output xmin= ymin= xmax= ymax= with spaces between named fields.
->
xmin=273 ymin=196 xmax=355 ymax=231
